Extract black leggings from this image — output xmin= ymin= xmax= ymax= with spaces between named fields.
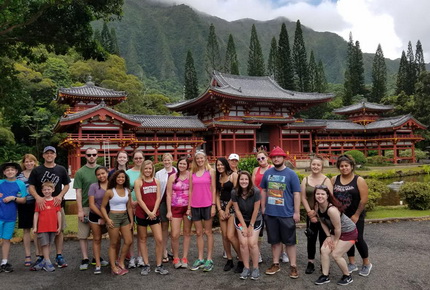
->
xmin=306 ymin=218 xmax=326 ymax=260
xmin=347 ymin=217 xmax=369 ymax=259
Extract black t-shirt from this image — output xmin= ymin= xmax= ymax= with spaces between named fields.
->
xmin=231 ymin=187 xmax=262 ymax=222
xmin=28 ymin=164 xmax=71 ymax=206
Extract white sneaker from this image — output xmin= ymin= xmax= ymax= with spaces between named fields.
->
xmin=128 ymin=257 xmax=136 ymax=269
xmin=281 ymin=252 xmax=289 ymax=263
xmin=258 ymin=253 xmax=263 ymax=264
xmin=222 ymin=251 xmax=227 ymax=259
xmin=136 ymin=256 xmax=145 ymax=268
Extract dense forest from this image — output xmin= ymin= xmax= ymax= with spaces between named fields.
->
xmin=1 ymin=0 xmax=430 ymax=164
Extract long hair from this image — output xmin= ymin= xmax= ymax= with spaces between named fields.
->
xmin=313 ymin=185 xmax=345 ymax=213
xmin=216 ymin=157 xmax=233 ymax=191
xmin=175 ymin=156 xmax=189 ymax=183
xmin=140 ymin=160 xmax=155 ymax=179
xmin=95 ymin=166 xmax=109 ymax=189
xmin=131 ymin=150 xmax=144 ymax=165
xmin=235 ymin=171 xmax=255 ymax=198
xmin=20 ymin=154 xmax=39 ymax=170
xmin=108 ymin=169 xmax=130 ymax=190
xmin=336 ymin=154 xmax=356 ymax=171
xmin=191 ymin=151 xmax=211 ymax=173
xmin=113 ymin=150 xmax=128 ymax=170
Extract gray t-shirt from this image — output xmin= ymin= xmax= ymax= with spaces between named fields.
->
xmin=231 ymin=187 xmax=262 ymax=222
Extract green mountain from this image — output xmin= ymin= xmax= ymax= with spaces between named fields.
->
xmin=103 ymin=0 xmax=400 ymax=88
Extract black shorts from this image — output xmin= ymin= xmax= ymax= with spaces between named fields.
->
xmin=191 ymin=206 xmax=212 ymax=221
xmin=159 ymin=201 xmax=168 ymax=223
xmin=89 ymin=212 xmax=102 ymax=224
xmin=17 ymin=201 xmax=36 ymax=229
xmin=234 ymin=218 xmax=263 ymax=232
xmin=135 ymin=216 xmax=161 ymax=227
xmin=264 ymin=215 xmax=296 ymax=245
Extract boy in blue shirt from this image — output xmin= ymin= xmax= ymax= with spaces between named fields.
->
xmin=0 ymin=162 xmax=28 ymax=272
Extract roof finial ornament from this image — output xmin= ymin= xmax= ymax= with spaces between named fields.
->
xmin=86 ymin=75 xmax=95 ymax=86
xmin=100 ymin=99 xmax=106 ymax=107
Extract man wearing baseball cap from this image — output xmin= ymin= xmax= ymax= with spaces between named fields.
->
xmin=228 ymin=153 xmax=240 ymax=173
xmin=259 ymin=146 xmax=301 ymax=279
xmin=28 ymin=146 xmax=70 ymax=269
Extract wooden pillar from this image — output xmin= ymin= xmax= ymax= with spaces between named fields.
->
xmin=298 ymin=130 xmax=302 ymax=153
xmin=309 ymin=131 xmax=313 ymax=153
xmin=217 ymin=130 xmax=222 ymax=158
xmin=232 ymin=129 xmax=237 ymax=153
xmin=412 ymin=142 xmax=416 ymax=163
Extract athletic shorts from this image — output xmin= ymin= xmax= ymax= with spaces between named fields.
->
xmin=38 ymin=232 xmax=56 ymax=247
xmin=340 ymin=228 xmax=358 ymax=243
xmin=220 ymin=200 xmax=234 ymax=214
xmin=191 ymin=206 xmax=212 ymax=221
xmin=264 ymin=215 xmax=296 ymax=245
xmin=0 ymin=220 xmax=16 ymax=240
xmin=108 ymin=212 xmax=130 ymax=228
xmin=17 ymin=201 xmax=36 ymax=229
xmin=77 ymin=207 xmax=91 ymax=239
xmin=234 ymin=218 xmax=263 ymax=232
xmin=171 ymin=206 xmax=188 ymax=218
xmin=89 ymin=211 xmax=103 ymax=224
xmin=159 ymin=201 xmax=168 ymax=222
xmin=135 ymin=216 xmax=161 ymax=227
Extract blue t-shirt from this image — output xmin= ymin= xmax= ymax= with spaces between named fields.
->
xmin=260 ymin=167 xmax=300 ymax=218
xmin=0 ymin=179 xmax=28 ymax=222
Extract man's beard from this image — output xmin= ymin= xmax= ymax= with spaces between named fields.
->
xmin=274 ymin=162 xmax=284 ymax=169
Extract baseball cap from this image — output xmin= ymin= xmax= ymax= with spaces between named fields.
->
xmin=43 ymin=146 xmax=57 ymax=154
xmin=228 ymin=153 xmax=240 ymax=161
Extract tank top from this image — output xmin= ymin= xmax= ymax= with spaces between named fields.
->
xmin=191 ymin=170 xmax=212 ymax=208
xmin=109 ymin=188 xmax=129 ymax=211
xmin=218 ymin=175 xmax=234 ymax=202
xmin=333 ymin=175 xmax=362 ymax=218
xmin=136 ymin=178 xmax=158 ymax=219
xmin=318 ymin=204 xmax=356 ymax=234
xmin=254 ymin=165 xmax=272 ymax=190
xmin=305 ymin=176 xmax=328 ymax=208
xmin=171 ymin=177 xmax=190 ymax=207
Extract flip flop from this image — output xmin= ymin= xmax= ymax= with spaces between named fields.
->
xmin=24 ymin=256 xmax=32 ymax=267
xmin=162 ymin=256 xmax=169 ymax=263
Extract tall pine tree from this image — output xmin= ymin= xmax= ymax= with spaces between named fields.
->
xmin=370 ymin=44 xmax=387 ymax=103
xmin=205 ymin=23 xmax=221 ymax=80
xmin=308 ymin=50 xmax=317 ymax=92
xmin=247 ymin=24 xmax=265 ymax=76
xmin=405 ymin=41 xmax=417 ymax=95
xmin=415 ymin=40 xmax=426 ymax=75
xmin=184 ymin=50 xmax=199 ymax=100
xmin=110 ymin=28 xmax=120 ymax=55
xmin=267 ymin=36 xmax=278 ymax=77
xmin=396 ymin=51 xmax=408 ymax=95
xmin=316 ymin=60 xmax=327 ymax=93
xmin=292 ymin=20 xmax=309 ymax=92
xmin=343 ymin=33 xmax=365 ymax=105
xmin=101 ymin=22 xmax=113 ymax=53
xmin=277 ymin=23 xmax=294 ymax=90
xmin=224 ymin=34 xmax=239 ymax=75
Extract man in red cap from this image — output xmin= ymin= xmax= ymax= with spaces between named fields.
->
xmin=260 ymin=146 xmax=301 ymax=279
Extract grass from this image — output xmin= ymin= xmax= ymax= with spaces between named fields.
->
xmin=366 ymin=206 xmax=430 ymax=219
xmin=13 ymin=215 xmax=80 ymax=239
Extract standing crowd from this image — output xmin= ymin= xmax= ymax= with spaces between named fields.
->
xmin=0 ymin=145 xmax=372 ymax=285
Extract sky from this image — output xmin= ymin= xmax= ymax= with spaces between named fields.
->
xmin=157 ymin=0 xmax=430 ymax=61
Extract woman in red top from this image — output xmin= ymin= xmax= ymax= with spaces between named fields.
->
xmin=134 ymin=160 xmax=168 ymax=275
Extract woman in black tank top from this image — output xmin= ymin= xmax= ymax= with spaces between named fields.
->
xmin=331 ymin=154 xmax=372 ymax=277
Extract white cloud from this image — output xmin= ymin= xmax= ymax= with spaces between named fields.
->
xmin=156 ymin=0 xmax=430 ymax=60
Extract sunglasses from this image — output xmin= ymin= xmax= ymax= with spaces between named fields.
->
xmin=86 ymin=154 xmax=97 ymax=157
xmin=256 ymin=156 xmax=266 ymax=162
xmin=314 ymin=184 xmax=328 ymax=189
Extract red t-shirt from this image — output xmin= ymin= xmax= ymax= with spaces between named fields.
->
xmin=35 ymin=199 xmax=61 ymax=232
xmin=136 ymin=178 xmax=159 ymax=219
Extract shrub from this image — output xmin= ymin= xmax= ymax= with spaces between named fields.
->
xmin=238 ymin=156 xmax=259 ymax=174
xmin=398 ymin=182 xmax=430 ymax=210
xmin=399 ymin=149 xmax=428 ymax=161
xmin=365 ymin=179 xmax=386 ymax=211
xmin=366 ymin=155 xmax=390 ymax=166
xmin=344 ymin=150 xmax=366 ymax=165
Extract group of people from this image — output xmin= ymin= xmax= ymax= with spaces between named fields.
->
xmin=0 ymin=145 xmax=372 ymax=285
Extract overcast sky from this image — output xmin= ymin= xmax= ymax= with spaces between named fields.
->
xmin=157 ymin=0 xmax=430 ymax=61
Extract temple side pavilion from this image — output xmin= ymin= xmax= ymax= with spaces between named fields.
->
xmin=55 ymin=72 xmax=426 ymax=176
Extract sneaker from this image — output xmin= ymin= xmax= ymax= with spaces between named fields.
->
xmin=203 ymin=259 xmax=214 ymax=272
xmin=258 ymin=253 xmax=263 ymax=264
xmin=181 ymin=258 xmax=188 ymax=268
xmin=91 ymin=258 xmax=109 ymax=267
xmin=43 ymin=262 xmax=56 ymax=272
xmin=80 ymin=259 xmax=90 ymax=271
xmin=347 ymin=263 xmax=358 ymax=273
xmin=140 ymin=264 xmax=151 ymax=276
xmin=1 ymin=263 xmax=14 ymax=273
xmin=240 ymin=267 xmax=250 ymax=280
xmin=173 ymin=258 xmax=182 ymax=269
xmin=250 ymin=268 xmax=260 ymax=280
xmin=136 ymin=256 xmax=145 ymax=268
xmin=337 ymin=275 xmax=353 ymax=286
xmin=281 ymin=252 xmax=289 ymax=263
xmin=359 ymin=263 xmax=373 ymax=277
xmin=265 ymin=263 xmax=280 ymax=275
xmin=94 ymin=266 xmax=102 ymax=275
xmin=223 ymin=259 xmax=234 ymax=271
xmin=315 ymin=274 xmax=331 ymax=285
xmin=128 ymin=257 xmax=136 ymax=269
xmin=190 ymin=259 xmax=205 ymax=271
xmin=155 ymin=264 xmax=169 ymax=275
xmin=30 ymin=256 xmax=44 ymax=271
xmin=234 ymin=261 xmax=244 ymax=273
xmin=305 ymin=262 xmax=315 ymax=274
xmin=55 ymin=254 xmax=68 ymax=268
xmin=289 ymin=266 xmax=299 ymax=279
xmin=222 ymin=251 xmax=227 ymax=259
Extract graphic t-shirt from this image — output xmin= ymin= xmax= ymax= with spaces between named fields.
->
xmin=73 ymin=165 xmax=99 ymax=207
xmin=35 ymin=199 xmax=61 ymax=232
xmin=333 ymin=175 xmax=363 ymax=218
xmin=0 ymin=179 xmax=28 ymax=221
xmin=260 ymin=167 xmax=301 ymax=218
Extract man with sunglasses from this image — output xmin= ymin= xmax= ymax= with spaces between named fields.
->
xmin=73 ymin=147 xmax=102 ymax=270
xmin=28 ymin=146 xmax=71 ymax=269
xmin=260 ymin=146 xmax=301 ymax=279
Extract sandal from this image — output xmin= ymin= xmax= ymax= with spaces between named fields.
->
xmin=24 ymin=256 xmax=32 ymax=267
xmin=162 ymin=256 xmax=169 ymax=263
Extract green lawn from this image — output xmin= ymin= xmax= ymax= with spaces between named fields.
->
xmin=366 ymin=206 xmax=430 ymax=219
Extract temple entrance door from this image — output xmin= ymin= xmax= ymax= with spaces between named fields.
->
xmin=256 ymin=125 xmax=270 ymax=152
